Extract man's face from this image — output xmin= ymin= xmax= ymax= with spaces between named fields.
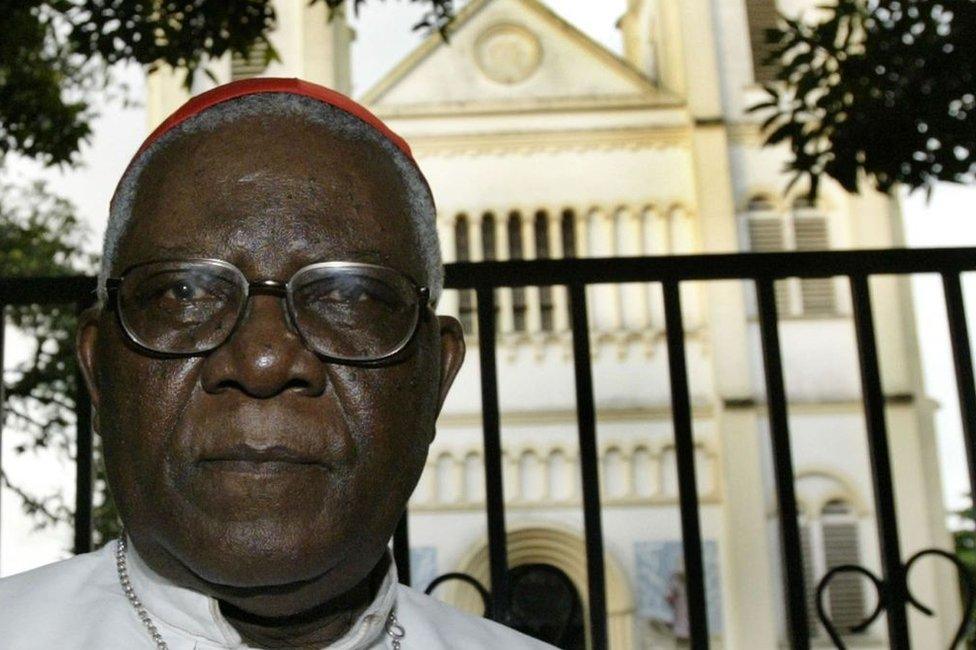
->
xmin=77 ymin=111 xmax=464 ymax=599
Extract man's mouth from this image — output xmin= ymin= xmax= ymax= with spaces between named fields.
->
xmin=196 ymin=443 xmax=330 ymax=475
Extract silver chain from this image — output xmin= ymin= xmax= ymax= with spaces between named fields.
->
xmin=116 ymin=533 xmax=169 ymax=649
xmin=116 ymin=532 xmax=405 ymax=649
xmin=386 ymin=610 xmax=405 ymax=649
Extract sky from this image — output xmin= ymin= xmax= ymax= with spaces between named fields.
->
xmin=3 ymin=0 xmax=976 ymax=575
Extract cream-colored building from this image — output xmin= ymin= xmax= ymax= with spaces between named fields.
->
xmin=146 ymin=0 xmax=959 ymax=647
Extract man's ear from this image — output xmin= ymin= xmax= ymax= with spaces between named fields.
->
xmin=75 ymin=305 xmax=103 ymax=433
xmin=434 ymin=315 xmax=465 ymax=418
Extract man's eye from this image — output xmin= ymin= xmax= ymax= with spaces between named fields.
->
xmin=326 ymin=288 xmax=369 ymax=303
xmin=300 ymin=277 xmax=405 ymax=313
xmin=160 ymin=281 xmax=212 ymax=303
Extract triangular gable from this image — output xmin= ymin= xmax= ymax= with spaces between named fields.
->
xmin=360 ymin=0 xmax=677 ymax=112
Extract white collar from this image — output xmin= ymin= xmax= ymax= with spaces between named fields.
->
xmin=123 ymin=536 xmax=399 ymax=649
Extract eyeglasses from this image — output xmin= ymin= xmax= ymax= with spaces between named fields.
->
xmin=105 ymin=259 xmax=432 ymax=363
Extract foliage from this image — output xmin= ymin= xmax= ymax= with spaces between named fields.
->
xmin=954 ymin=502 xmax=976 ymax=645
xmin=0 ymin=0 xmax=456 ymax=167
xmin=749 ymin=0 xmax=976 ymax=198
xmin=0 ymin=180 xmax=121 ymax=547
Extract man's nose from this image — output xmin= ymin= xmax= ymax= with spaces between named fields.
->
xmin=200 ymin=294 xmax=328 ymax=398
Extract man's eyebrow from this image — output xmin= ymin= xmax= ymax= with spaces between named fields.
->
xmin=150 ymin=246 xmax=390 ymax=263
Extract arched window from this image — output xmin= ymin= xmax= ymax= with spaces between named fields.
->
xmin=744 ymin=196 xmax=782 ymax=254
xmin=798 ymin=498 xmax=866 ymax=638
xmin=744 ymin=195 xmax=791 ymax=313
xmin=508 ymin=211 xmax=527 ymax=332
xmin=481 ymin=212 xmax=497 ymax=261
xmin=792 ymin=198 xmax=837 ymax=316
xmin=480 ymin=212 xmax=503 ymax=327
xmin=819 ymin=500 xmax=866 ymax=631
xmin=455 ymin=213 xmax=471 ymax=260
xmin=535 ymin=210 xmax=555 ymax=332
xmin=448 ymin=205 xmax=582 ymax=337
xmin=454 ymin=214 xmax=475 ymax=334
xmin=743 ymin=195 xmax=837 ymax=317
xmin=561 ymin=209 xmax=577 ymax=258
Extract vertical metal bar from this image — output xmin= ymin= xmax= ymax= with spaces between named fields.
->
xmin=394 ymin=511 xmax=411 ymax=586
xmin=849 ymin=275 xmax=909 ymax=647
xmin=73 ymin=300 xmax=93 ymax=555
xmin=476 ymin=286 xmax=510 ymax=623
xmin=567 ymin=283 xmax=608 ymax=650
xmin=662 ymin=280 xmax=709 ymax=649
xmin=756 ymin=279 xmax=811 ymax=649
xmin=943 ymin=273 xmax=976 ymax=501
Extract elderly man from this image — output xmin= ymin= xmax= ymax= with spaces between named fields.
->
xmin=0 ymin=78 xmax=553 ymax=649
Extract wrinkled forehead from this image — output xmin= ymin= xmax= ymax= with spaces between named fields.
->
xmin=114 ymin=113 xmax=425 ymax=281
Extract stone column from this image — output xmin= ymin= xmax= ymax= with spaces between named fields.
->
xmin=451 ymin=455 xmax=465 ymax=507
xmin=522 ymin=212 xmax=543 ymax=334
xmin=886 ymin=403 xmax=961 ymax=646
xmin=146 ymin=66 xmax=193 ymax=131
xmin=697 ymin=137 xmax=778 ymax=648
xmin=588 ymin=208 xmax=620 ymax=333
xmin=618 ymin=206 xmax=650 ymax=331
xmin=603 ymin=211 xmax=622 ymax=332
xmin=503 ymin=451 xmax=520 ymax=503
xmin=671 ymin=206 xmax=703 ymax=331
xmin=297 ymin=0 xmax=353 ymax=93
xmin=674 ymin=0 xmax=779 ymax=643
xmin=643 ymin=207 xmax=668 ymax=333
xmin=575 ymin=210 xmax=596 ymax=332
xmin=689 ymin=143 xmax=780 ymax=647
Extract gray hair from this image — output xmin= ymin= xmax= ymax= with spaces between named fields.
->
xmin=99 ymin=92 xmax=442 ymax=305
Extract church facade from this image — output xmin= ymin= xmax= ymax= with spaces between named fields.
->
xmin=146 ymin=0 xmax=959 ymax=647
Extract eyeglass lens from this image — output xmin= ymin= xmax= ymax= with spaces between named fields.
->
xmin=117 ymin=261 xmax=420 ymax=360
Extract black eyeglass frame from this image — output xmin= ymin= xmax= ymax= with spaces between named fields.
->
xmin=104 ymin=258 xmax=434 ymax=366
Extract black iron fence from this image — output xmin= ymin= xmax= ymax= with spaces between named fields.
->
xmin=3 ymin=247 xmax=976 ymax=649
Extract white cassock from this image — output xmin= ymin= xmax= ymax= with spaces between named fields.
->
xmin=0 ymin=538 xmax=555 ymax=649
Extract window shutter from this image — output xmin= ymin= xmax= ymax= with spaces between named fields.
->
xmin=747 ymin=216 xmax=784 ymax=252
xmin=745 ymin=0 xmax=781 ymax=83
xmin=822 ymin=503 xmax=866 ymax=633
xmin=747 ymin=215 xmax=791 ymax=314
xmin=231 ymin=40 xmax=270 ymax=81
xmin=794 ymin=216 xmax=836 ymax=315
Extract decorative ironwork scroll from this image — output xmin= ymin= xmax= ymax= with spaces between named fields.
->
xmin=816 ymin=548 xmax=976 ymax=648
xmin=424 ymin=572 xmax=493 ymax=618
xmin=423 ymin=565 xmax=587 ymax=649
